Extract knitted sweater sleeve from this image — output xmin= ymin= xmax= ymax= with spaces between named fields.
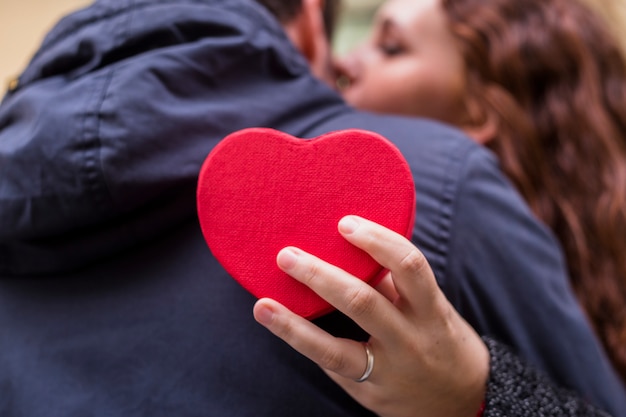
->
xmin=482 ymin=337 xmax=613 ymax=417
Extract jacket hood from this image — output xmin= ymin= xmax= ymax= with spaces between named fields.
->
xmin=0 ymin=0 xmax=347 ymax=276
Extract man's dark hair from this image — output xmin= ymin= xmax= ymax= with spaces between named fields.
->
xmin=254 ymin=0 xmax=341 ymax=40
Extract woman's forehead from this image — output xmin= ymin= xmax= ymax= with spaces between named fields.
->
xmin=376 ymin=0 xmax=449 ymax=37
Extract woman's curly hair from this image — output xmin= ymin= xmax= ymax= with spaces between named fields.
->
xmin=443 ymin=0 xmax=626 ymax=383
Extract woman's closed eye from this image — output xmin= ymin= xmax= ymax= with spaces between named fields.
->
xmin=379 ymin=40 xmax=405 ymax=56
xmin=376 ymin=18 xmax=407 ymax=57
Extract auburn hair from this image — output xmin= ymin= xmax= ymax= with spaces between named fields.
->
xmin=442 ymin=0 xmax=626 ymax=383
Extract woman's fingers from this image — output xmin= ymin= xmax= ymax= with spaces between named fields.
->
xmin=255 ymin=216 xmax=490 ymax=417
xmin=337 ymin=216 xmax=442 ymax=318
xmin=276 ymin=247 xmax=404 ymax=342
xmin=374 ymin=273 xmax=399 ymax=303
xmin=253 ymin=298 xmax=374 ymax=381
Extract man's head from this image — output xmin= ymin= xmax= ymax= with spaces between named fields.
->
xmin=254 ymin=0 xmax=341 ymax=40
xmin=254 ymin=0 xmax=341 ymax=84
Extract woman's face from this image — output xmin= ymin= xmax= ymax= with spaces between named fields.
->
xmin=336 ymin=0 xmax=468 ymax=125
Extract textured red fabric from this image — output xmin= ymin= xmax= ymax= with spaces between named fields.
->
xmin=196 ymin=128 xmax=416 ymax=319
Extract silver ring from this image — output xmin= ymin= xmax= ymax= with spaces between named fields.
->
xmin=355 ymin=342 xmax=374 ymax=383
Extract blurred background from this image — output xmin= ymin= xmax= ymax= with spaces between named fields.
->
xmin=0 ymin=0 xmax=383 ymax=93
xmin=1 ymin=0 xmax=91 ymax=88
xmin=334 ymin=0 xmax=383 ymax=55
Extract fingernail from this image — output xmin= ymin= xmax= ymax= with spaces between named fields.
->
xmin=277 ymin=248 xmax=299 ymax=270
xmin=255 ymin=304 xmax=274 ymax=325
xmin=338 ymin=216 xmax=360 ymax=234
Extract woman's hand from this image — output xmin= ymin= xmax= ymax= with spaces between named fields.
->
xmin=253 ymin=215 xmax=489 ymax=417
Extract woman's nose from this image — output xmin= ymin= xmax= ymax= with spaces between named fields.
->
xmin=333 ymin=53 xmax=360 ymax=91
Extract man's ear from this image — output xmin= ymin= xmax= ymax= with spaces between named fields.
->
xmin=283 ymin=0 xmax=333 ymax=83
xmin=461 ymin=95 xmax=498 ymax=145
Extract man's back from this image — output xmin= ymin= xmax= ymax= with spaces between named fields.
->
xmin=0 ymin=0 xmax=624 ymax=415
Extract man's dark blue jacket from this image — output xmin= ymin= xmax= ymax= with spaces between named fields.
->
xmin=0 ymin=0 xmax=624 ymax=415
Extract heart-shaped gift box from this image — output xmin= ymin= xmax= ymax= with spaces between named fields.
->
xmin=197 ymin=128 xmax=415 ymax=319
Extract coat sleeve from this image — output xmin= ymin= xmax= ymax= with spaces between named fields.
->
xmin=440 ymin=146 xmax=626 ymax=416
xmin=482 ymin=337 xmax=613 ymax=417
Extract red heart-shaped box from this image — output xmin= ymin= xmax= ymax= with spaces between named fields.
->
xmin=197 ymin=128 xmax=415 ymax=319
